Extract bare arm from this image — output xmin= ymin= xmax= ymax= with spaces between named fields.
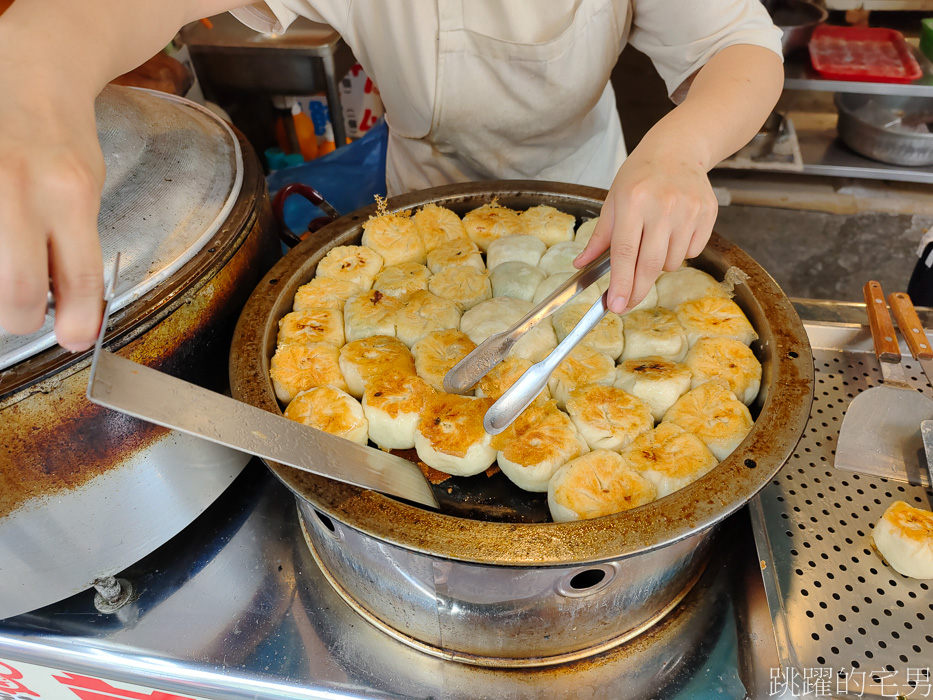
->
xmin=575 ymin=44 xmax=784 ymax=313
xmin=0 ymin=0 xmax=248 ymax=350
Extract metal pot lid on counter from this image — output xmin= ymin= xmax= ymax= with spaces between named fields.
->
xmin=0 ymin=86 xmax=280 ymax=621
xmin=0 ymin=85 xmax=242 ymax=371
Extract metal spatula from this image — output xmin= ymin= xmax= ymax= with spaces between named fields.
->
xmin=834 ymin=281 xmax=933 ymax=485
xmin=86 ymin=256 xmax=439 ymax=509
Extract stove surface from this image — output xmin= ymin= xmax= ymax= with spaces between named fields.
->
xmin=0 ymin=462 xmax=783 ymax=700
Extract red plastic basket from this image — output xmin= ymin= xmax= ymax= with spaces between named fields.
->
xmin=808 ymin=25 xmax=922 ymax=83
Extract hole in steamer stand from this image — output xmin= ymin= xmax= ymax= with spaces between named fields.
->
xmin=315 ymin=510 xmax=337 ymax=534
xmin=557 ymin=564 xmax=618 ymax=598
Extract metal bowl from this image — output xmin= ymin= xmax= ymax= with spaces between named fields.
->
xmin=229 ymin=181 xmax=814 ymax=666
xmin=835 ymin=93 xmax=933 ymax=167
xmin=771 ymin=0 xmax=828 ymax=55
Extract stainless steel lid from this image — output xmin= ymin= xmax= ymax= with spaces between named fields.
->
xmin=0 ymin=86 xmax=242 ymax=370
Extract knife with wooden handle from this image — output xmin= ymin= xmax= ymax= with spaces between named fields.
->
xmin=887 ymin=291 xmax=933 ymax=389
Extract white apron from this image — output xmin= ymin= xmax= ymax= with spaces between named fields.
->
xmin=383 ymin=0 xmax=629 ymax=196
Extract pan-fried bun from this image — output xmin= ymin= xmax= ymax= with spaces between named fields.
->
xmin=547 ymin=345 xmax=616 ymax=410
xmin=548 ymin=450 xmax=656 ymax=522
xmin=316 ymin=245 xmax=383 ymax=290
xmin=620 ymin=307 xmax=688 ymax=362
xmin=396 ymin=290 xmax=463 ymax=348
xmin=463 ymin=202 xmax=522 ymax=252
xmin=533 ymin=272 xmax=601 ymax=306
xmin=492 ymin=400 xmax=589 ymax=492
xmin=277 ymin=308 xmax=345 ymax=348
xmin=372 ymin=262 xmax=432 ymax=301
xmin=685 ymin=336 xmax=761 ymax=405
xmin=489 ymin=261 xmax=546 ymax=303
xmin=412 ymin=203 xmax=467 ymax=252
xmin=486 ymin=234 xmax=546 ymax=270
xmin=551 ymin=302 xmax=624 ymax=360
xmin=520 ymin=205 xmax=575 ymax=247
xmin=574 ymin=217 xmax=599 ymax=246
xmin=474 ymin=355 xmax=551 ymax=404
xmin=414 ymin=393 xmax=496 ymax=476
xmin=460 ymin=297 xmax=557 ymax=363
xmin=412 ymin=329 xmax=477 ymax=393
xmin=565 ymin=385 xmax=654 ymax=452
xmin=363 ymin=371 xmax=434 ymax=450
xmin=872 ymin=501 xmax=933 ymax=579
xmin=661 ymin=380 xmax=753 ymax=461
xmin=621 ymin=422 xmax=717 ymax=498
xmin=338 ymin=335 xmax=416 ymax=399
xmin=426 ymin=238 xmax=485 ymax=274
xmin=676 ymin=295 xmax=757 ymax=347
xmin=343 ymin=290 xmax=403 ymax=343
xmin=614 ymin=356 xmax=692 ymax=422
xmin=293 ymin=277 xmax=362 ymax=311
xmin=284 ymin=385 xmax=369 ymax=446
xmin=270 ymin=342 xmax=347 ymax=403
xmin=539 ymin=241 xmax=585 ymax=275
xmin=428 ymin=266 xmax=492 ymax=311
xmin=655 ymin=266 xmax=728 ymax=310
xmin=361 ymin=211 xmax=426 ymax=266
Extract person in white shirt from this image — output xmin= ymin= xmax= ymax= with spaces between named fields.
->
xmin=0 ymin=0 xmax=783 ymax=352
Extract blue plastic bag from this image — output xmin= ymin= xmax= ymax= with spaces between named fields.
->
xmin=266 ymin=118 xmax=388 ymax=235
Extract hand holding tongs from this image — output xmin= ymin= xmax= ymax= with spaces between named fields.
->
xmin=443 ymin=250 xmax=612 ymax=435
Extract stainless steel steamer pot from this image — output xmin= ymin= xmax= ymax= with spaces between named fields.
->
xmin=230 ymin=181 xmax=814 ymax=667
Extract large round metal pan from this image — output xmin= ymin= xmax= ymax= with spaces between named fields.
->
xmin=230 ymin=180 xmax=814 ymax=566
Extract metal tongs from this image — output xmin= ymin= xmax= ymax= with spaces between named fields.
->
xmin=444 ymin=250 xmax=612 ymax=435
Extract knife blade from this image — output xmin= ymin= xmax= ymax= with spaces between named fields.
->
xmin=86 ymin=255 xmax=439 ymax=509
xmin=887 ymin=291 xmax=933 ymax=389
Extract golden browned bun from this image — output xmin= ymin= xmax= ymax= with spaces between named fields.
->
xmin=428 ymin=266 xmax=492 ymax=311
xmin=620 ymin=422 xmax=718 ymax=498
xmin=548 ymin=450 xmax=657 ymax=522
xmin=547 ymin=344 xmax=617 ymax=409
xmin=426 ymin=238 xmax=485 ymax=274
xmin=276 ymin=308 xmax=345 ymax=348
xmin=872 ymin=501 xmax=933 ymax=579
xmin=412 ymin=329 xmax=477 ymax=393
xmin=343 ymin=290 xmax=403 ymax=343
xmin=565 ymin=385 xmax=654 ymax=452
xmin=475 ymin=356 xmax=549 ymax=403
xmin=293 ymin=277 xmax=363 ymax=311
xmin=372 ymin=262 xmax=432 ymax=300
xmin=684 ymin=336 xmax=762 ymax=405
xmin=396 ymin=290 xmax=463 ymax=348
xmin=492 ymin=400 xmax=589 ymax=492
xmin=316 ymin=245 xmax=384 ymax=289
xmin=414 ymin=393 xmax=496 ymax=476
xmin=284 ymin=385 xmax=369 ymax=446
xmin=412 ymin=203 xmax=468 ymax=252
xmin=362 ymin=371 xmax=435 ymax=450
xmin=361 ymin=211 xmax=427 ymax=266
xmin=661 ymin=380 xmax=753 ymax=461
xmin=614 ymin=356 xmax=692 ymax=422
xmin=462 ymin=202 xmax=522 ymax=252
xmin=270 ymin=342 xmax=347 ymax=403
xmin=338 ymin=335 xmax=417 ymax=399
xmin=520 ymin=204 xmax=575 ymax=247
xmin=675 ymin=295 xmax=757 ymax=347
xmin=551 ymin=302 xmax=625 ymax=360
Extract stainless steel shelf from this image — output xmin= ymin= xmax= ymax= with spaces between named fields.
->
xmin=797 ymin=124 xmax=933 ymax=183
xmin=784 ymin=45 xmax=933 ymax=97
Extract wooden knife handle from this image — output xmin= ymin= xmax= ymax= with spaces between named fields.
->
xmin=863 ymin=281 xmax=900 ymax=362
xmin=887 ymin=292 xmax=933 ymax=360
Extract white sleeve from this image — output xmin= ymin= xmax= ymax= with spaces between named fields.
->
xmin=229 ymin=1 xmax=336 ymax=35
xmin=627 ymin=0 xmax=784 ymax=99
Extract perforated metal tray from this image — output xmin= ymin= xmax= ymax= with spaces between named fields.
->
xmin=751 ymin=319 xmax=933 ymax=699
